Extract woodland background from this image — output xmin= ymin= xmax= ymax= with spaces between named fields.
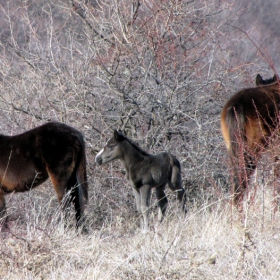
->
xmin=0 ymin=0 xmax=280 ymax=279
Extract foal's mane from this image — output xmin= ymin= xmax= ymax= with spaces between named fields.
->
xmin=120 ymin=133 xmax=150 ymax=156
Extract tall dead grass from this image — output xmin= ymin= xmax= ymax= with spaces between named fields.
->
xmin=1 ymin=184 xmax=280 ymax=280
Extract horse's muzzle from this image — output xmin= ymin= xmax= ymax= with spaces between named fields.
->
xmin=95 ymin=156 xmax=102 ymax=165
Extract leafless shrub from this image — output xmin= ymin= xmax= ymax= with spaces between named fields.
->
xmin=0 ymin=0 xmax=279 ymax=278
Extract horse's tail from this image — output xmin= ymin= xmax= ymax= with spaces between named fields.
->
xmin=168 ymin=153 xmax=186 ymax=212
xmin=168 ymin=153 xmax=181 ymax=183
xmin=221 ymin=104 xmax=247 ymax=161
xmin=221 ymin=104 xmax=248 ymax=204
xmin=72 ymin=138 xmax=88 ymax=228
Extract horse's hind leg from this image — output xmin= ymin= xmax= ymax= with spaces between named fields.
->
xmin=47 ymin=171 xmax=72 ymax=224
xmin=0 ymin=195 xmax=7 ymax=231
xmin=67 ymin=172 xmax=88 ymax=232
xmin=155 ymin=185 xmax=168 ymax=222
xmin=232 ymin=152 xmax=257 ymax=209
xmin=0 ymin=194 xmax=8 ymax=230
xmin=0 ymin=194 xmax=6 ymax=214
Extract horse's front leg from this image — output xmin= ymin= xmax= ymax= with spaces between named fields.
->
xmin=132 ymin=187 xmax=143 ymax=229
xmin=139 ymin=185 xmax=151 ymax=232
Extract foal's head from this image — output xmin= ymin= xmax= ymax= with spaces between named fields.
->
xmin=95 ymin=130 xmax=125 ymax=165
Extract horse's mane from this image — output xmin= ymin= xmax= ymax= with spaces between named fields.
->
xmin=119 ymin=132 xmax=150 ymax=156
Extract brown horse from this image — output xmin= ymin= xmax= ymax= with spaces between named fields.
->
xmin=255 ymin=73 xmax=278 ymax=86
xmin=221 ymin=74 xmax=280 ymax=207
xmin=95 ymin=130 xmax=186 ymax=232
xmin=0 ymin=122 xmax=88 ymax=231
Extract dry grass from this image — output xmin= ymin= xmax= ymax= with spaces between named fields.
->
xmin=0 ymin=0 xmax=278 ymax=279
xmin=1 ymin=185 xmax=280 ymax=280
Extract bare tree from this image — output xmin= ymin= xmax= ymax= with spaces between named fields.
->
xmin=0 ymin=0 xmax=262 ymax=219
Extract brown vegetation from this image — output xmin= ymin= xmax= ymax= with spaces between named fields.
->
xmin=0 ymin=0 xmax=280 ymax=278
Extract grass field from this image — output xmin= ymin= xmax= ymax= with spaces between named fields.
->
xmin=1 ymin=183 xmax=280 ymax=280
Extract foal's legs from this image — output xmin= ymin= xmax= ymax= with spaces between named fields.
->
xmin=132 ymin=187 xmax=143 ymax=229
xmin=133 ymin=185 xmax=152 ymax=231
xmin=155 ymin=185 xmax=168 ymax=222
xmin=139 ymin=185 xmax=152 ymax=232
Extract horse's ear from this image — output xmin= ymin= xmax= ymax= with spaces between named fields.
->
xmin=114 ymin=130 xmax=120 ymax=141
xmin=113 ymin=130 xmax=125 ymax=141
xmin=273 ymin=74 xmax=277 ymax=82
xmin=256 ymin=74 xmax=263 ymax=85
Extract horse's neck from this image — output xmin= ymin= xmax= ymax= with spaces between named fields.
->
xmin=120 ymin=141 xmax=145 ymax=171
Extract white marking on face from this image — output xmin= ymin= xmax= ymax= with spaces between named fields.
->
xmin=95 ymin=148 xmax=104 ymax=162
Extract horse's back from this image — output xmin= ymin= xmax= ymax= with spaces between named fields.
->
xmin=33 ymin=122 xmax=84 ymax=146
xmin=133 ymin=152 xmax=179 ymax=188
xmin=0 ymin=122 xmax=85 ymax=193
xmin=223 ymin=85 xmax=280 ymax=118
xmin=35 ymin=122 xmax=84 ymax=157
xmin=154 ymin=152 xmax=180 ymax=169
xmin=8 ymin=122 xmax=83 ymax=146
xmin=155 ymin=152 xmax=181 ymax=182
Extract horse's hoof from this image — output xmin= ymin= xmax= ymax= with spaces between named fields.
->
xmin=81 ymin=227 xmax=89 ymax=235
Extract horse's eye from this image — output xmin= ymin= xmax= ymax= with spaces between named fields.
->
xmin=106 ymin=144 xmax=116 ymax=149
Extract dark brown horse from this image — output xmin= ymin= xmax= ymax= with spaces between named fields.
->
xmin=221 ymin=74 xmax=280 ymax=207
xmin=0 ymin=122 xmax=88 ymax=231
xmin=95 ymin=130 xmax=186 ymax=232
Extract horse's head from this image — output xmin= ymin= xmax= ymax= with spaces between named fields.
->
xmin=256 ymin=74 xmax=278 ymax=86
xmin=95 ymin=130 xmax=125 ymax=165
